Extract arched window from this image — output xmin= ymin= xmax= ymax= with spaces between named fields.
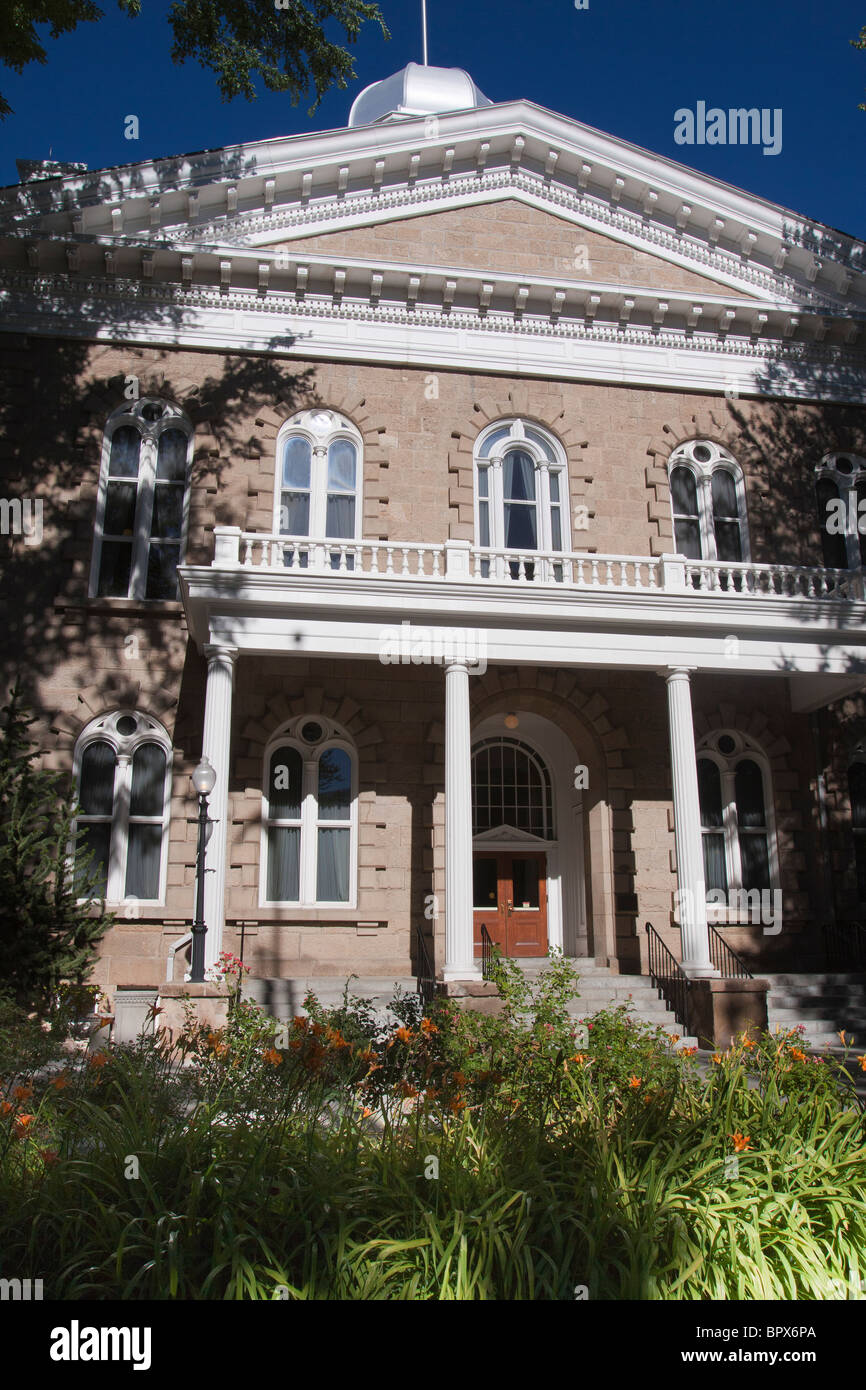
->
xmin=848 ymin=760 xmax=866 ymax=904
xmin=696 ymin=730 xmax=778 ymax=920
xmin=669 ymin=440 xmax=749 ymax=564
xmin=471 ymin=737 xmax=555 ymax=840
xmin=273 ymin=409 xmax=362 ymax=570
xmin=72 ymin=711 xmax=172 ymax=903
xmin=261 ymin=717 xmax=357 ymax=905
xmin=91 ymin=399 xmax=192 ymax=600
xmin=474 ymin=420 xmax=570 ymax=580
xmin=815 ymin=454 xmax=866 ymax=571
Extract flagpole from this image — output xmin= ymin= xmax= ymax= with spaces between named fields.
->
xmin=422 ymin=0 xmax=428 ymax=65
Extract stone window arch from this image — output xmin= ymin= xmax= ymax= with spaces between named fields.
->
xmin=668 ymin=440 xmax=750 ymax=564
xmin=815 ymin=452 xmax=866 ymax=571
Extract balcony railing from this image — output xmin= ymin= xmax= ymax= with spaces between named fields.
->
xmin=210 ymin=528 xmax=864 ymax=601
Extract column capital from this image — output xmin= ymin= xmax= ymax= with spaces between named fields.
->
xmin=663 ymin=665 xmax=696 ymax=684
xmin=444 ymin=657 xmax=470 ymax=676
xmin=203 ymin=643 xmax=239 ymax=670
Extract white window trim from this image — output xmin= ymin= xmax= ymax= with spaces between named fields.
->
xmin=847 ymin=754 xmax=866 ymax=905
xmin=272 ymin=408 xmax=363 ymax=545
xmin=669 ymin=440 xmax=750 ymax=563
xmin=260 ymin=720 xmax=358 ymax=909
xmin=71 ymin=710 xmax=172 ymax=907
xmin=473 ymin=418 xmax=571 ymax=558
xmin=697 ymin=731 xmax=779 ymax=924
xmin=815 ymin=453 xmax=866 ymax=571
xmin=89 ymin=400 xmax=193 ymax=601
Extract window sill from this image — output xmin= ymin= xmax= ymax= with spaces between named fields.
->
xmin=56 ymin=598 xmax=185 ymax=615
xmin=236 ymin=910 xmax=379 ymax=927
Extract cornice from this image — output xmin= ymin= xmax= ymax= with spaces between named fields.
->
xmin=3 ymin=100 xmax=863 ymax=316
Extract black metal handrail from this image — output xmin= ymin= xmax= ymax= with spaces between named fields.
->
xmin=645 ymin=922 xmax=691 ymax=1033
xmin=823 ymin=919 xmax=866 ymax=972
xmin=415 ymin=927 xmax=436 ymax=1008
xmin=480 ymin=924 xmax=494 ymax=981
xmin=708 ymin=924 xmax=753 ymax=979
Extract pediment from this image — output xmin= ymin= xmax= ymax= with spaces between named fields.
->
xmin=474 ymin=824 xmax=550 ymax=846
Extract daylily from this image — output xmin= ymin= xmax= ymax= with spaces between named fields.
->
xmin=628 ymin=1075 xmax=642 ymax=1089
xmin=13 ymin=1085 xmax=33 ymax=1103
xmin=263 ymin=1048 xmax=283 ymax=1066
xmin=731 ymin=1131 xmax=751 ymax=1152
xmin=88 ymin=1051 xmax=108 ymax=1069
xmin=13 ymin=1114 xmax=34 ymax=1137
xmin=712 ymin=1053 xmax=723 ymax=1065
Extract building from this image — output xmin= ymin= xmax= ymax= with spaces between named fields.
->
xmin=1 ymin=60 xmax=865 ymax=1041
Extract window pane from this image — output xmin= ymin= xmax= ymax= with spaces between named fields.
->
xmin=327 ymin=440 xmax=356 ymax=491
xmin=478 ymin=426 xmax=510 ymax=458
xmin=714 ymin=519 xmax=742 ymax=563
xmin=740 ymin=834 xmax=771 ymax=892
xmin=849 ymin=763 xmax=866 ymax=830
xmin=674 ymin=518 xmax=701 ymax=560
xmin=816 ymin=477 xmax=847 ymax=570
xmin=79 ymin=742 xmax=117 ymax=817
xmin=550 ymin=506 xmax=562 ymax=551
xmin=318 ymin=747 xmax=351 ymax=820
xmin=97 ymin=540 xmax=133 ymax=597
xmin=524 ymin=427 xmax=555 ymax=461
xmin=504 ymin=503 xmax=537 ymax=550
xmin=711 ymin=469 xmax=738 ymax=519
xmin=269 ymin=747 xmax=302 ymax=819
xmin=130 ymin=743 xmax=166 ymax=817
xmin=703 ymin=833 xmax=728 ymax=894
xmin=479 ymin=500 xmax=490 ymax=547
xmin=670 ymin=466 xmax=698 ymax=516
xmin=512 ymin=857 xmax=540 ymax=909
xmin=145 ymin=543 xmax=180 ymax=600
xmin=279 ymin=492 xmax=310 ymax=536
xmin=125 ymin=824 xmax=162 ymax=898
xmin=472 ymin=739 xmax=553 ymax=839
xmin=156 ymin=429 xmax=187 ymax=482
xmin=477 ymin=467 xmax=489 ymax=499
xmin=75 ymin=822 xmax=110 ymax=897
xmin=267 ymin=826 xmax=300 ymax=901
xmin=282 ymin=437 xmax=311 ymax=490
xmin=473 ymin=857 xmax=498 ymax=908
xmin=549 ymin=471 xmax=560 ymax=503
xmin=858 ymin=480 xmax=866 ymax=567
xmin=504 ymin=450 xmax=536 ymax=501
xmin=109 ymin=427 xmax=140 ymax=478
xmin=735 ymin=759 xmax=766 ymax=829
xmin=104 ymin=482 xmax=137 ymax=536
xmin=697 ymin=758 xmax=723 ymax=828
xmin=151 ymin=484 xmax=184 ymax=540
xmin=325 ymin=494 xmax=355 ymax=539
xmin=317 ymin=828 xmax=349 ymax=901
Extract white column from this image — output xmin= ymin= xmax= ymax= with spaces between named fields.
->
xmin=443 ymin=659 xmax=480 ymax=980
xmin=201 ymin=643 xmax=238 ymax=972
xmin=665 ymin=666 xmax=716 ymax=977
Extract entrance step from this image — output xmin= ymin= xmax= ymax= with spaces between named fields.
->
xmin=512 ymin=958 xmax=698 ymax=1048
xmin=762 ymin=971 xmax=866 ymax=1049
xmin=244 ymin=976 xmax=417 ymax=1021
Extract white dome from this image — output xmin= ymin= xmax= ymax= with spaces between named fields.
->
xmin=348 ymin=62 xmax=492 ymax=127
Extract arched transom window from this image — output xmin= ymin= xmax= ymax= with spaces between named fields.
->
xmin=471 ymin=737 xmax=555 ymax=840
xmin=73 ymin=711 xmax=172 ymax=903
xmin=815 ymin=453 xmax=866 ymax=571
xmin=696 ymin=730 xmax=779 ymax=919
xmin=669 ymin=440 xmax=749 ymax=564
xmin=261 ymin=717 xmax=357 ymax=905
xmin=273 ymin=409 xmax=362 ymax=568
xmin=91 ymin=399 xmax=192 ymax=600
xmin=474 ymin=420 xmax=570 ymax=579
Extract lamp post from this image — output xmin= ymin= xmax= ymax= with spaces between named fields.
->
xmin=190 ymin=757 xmax=217 ymax=983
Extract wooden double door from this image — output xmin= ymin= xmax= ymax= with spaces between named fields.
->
xmin=472 ymin=851 xmax=548 ymax=958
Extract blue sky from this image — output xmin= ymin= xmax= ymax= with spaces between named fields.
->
xmin=1 ymin=0 xmax=864 ymax=237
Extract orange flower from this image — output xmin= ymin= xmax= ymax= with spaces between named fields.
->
xmin=38 ymin=1148 xmax=59 ymax=1165
xmin=731 ymin=1131 xmax=751 ymax=1153
xmin=838 ymin=1030 xmax=849 ymax=1046
xmin=292 ymin=1016 xmax=308 ymax=1033
xmin=680 ymin=1047 xmax=697 ymax=1058
xmin=88 ymin=1051 xmax=108 ymax=1069
xmin=742 ymin=1038 xmax=757 ymax=1050
xmin=359 ymin=1106 xmax=373 ymax=1119
xmin=452 ymin=1070 xmax=468 ymax=1087
xmin=13 ymin=1114 xmax=34 ymax=1138
xmin=357 ymin=1046 xmax=378 ymax=1063
xmin=13 ymin=1085 xmax=33 ymax=1103
xmin=712 ymin=1053 xmax=724 ymax=1065
xmin=395 ymin=1080 xmax=419 ymax=1098
xmin=263 ymin=1048 xmax=283 ymax=1066
xmin=420 ymin=1018 xmax=438 ymax=1035
xmin=425 ymin=1087 xmax=440 ymax=1101
xmin=326 ymin=1028 xmax=350 ymax=1050
xmin=51 ymin=1072 xmax=70 ymax=1090
xmin=789 ymin=1047 xmax=807 ymax=1063
xmin=669 ymin=1034 xmax=680 ymax=1045
xmin=857 ymin=1055 xmax=866 ymax=1073
xmin=570 ymin=1053 xmax=587 ymax=1064
xmin=310 ymin=1022 xmax=325 ymax=1037
xmin=448 ymin=1097 xmax=467 ymax=1114
xmin=0 ymin=1100 xmax=13 ymax=1117
xmin=628 ymin=1075 xmax=642 ymax=1089
xmin=394 ymin=1027 xmax=413 ymax=1045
